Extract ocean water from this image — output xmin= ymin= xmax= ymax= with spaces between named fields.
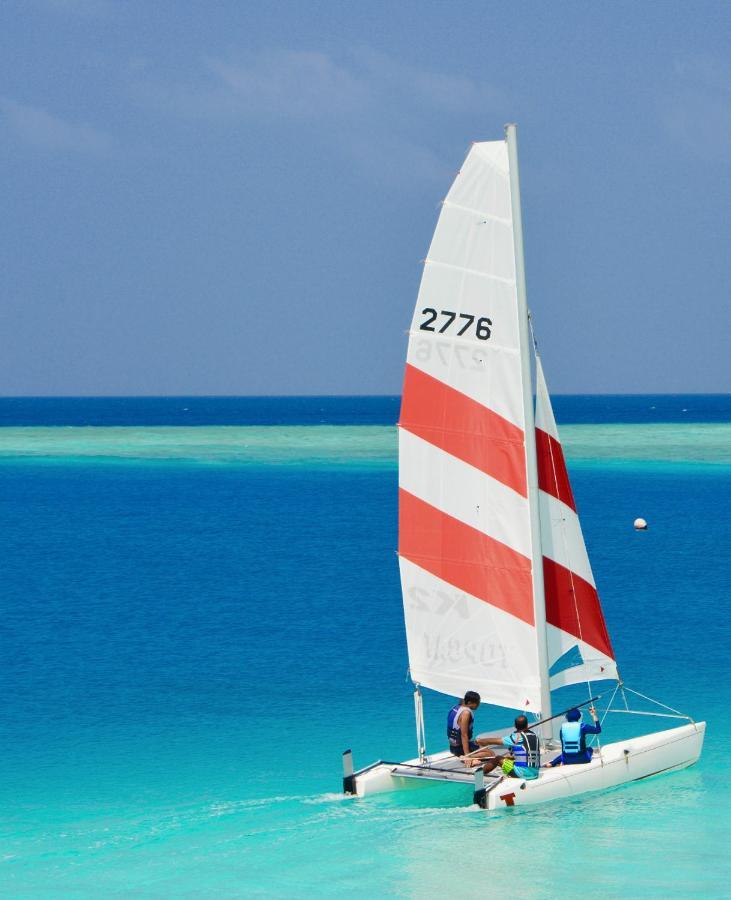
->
xmin=0 ymin=394 xmax=728 ymax=426
xmin=1 ymin=398 xmax=730 ymax=898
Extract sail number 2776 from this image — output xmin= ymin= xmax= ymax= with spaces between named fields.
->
xmin=419 ymin=308 xmax=492 ymax=340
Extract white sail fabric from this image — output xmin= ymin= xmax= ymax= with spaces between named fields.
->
xmin=535 ymin=357 xmax=619 ymax=687
xmin=400 ymin=558 xmax=541 ymax=712
xmin=398 ymin=141 xmax=543 ymax=712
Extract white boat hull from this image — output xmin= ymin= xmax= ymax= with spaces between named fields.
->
xmin=348 ymin=722 xmax=705 ymax=810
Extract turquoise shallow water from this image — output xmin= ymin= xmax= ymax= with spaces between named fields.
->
xmin=0 ymin=422 xmax=729 ymax=466
xmin=1 ymin=419 xmax=729 ymax=897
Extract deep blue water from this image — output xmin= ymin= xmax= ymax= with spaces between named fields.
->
xmin=1 ymin=400 xmax=729 ymax=896
xmin=0 ymin=393 xmax=728 ymax=426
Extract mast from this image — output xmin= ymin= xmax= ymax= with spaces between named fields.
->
xmin=505 ymin=124 xmax=553 ymax=738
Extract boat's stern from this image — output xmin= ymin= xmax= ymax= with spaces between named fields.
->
xmin=342 ymin=749 xmax=491 ymax=800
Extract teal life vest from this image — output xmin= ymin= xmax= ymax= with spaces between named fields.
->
xmin=560 ymin=721 xmax=583 ymax=755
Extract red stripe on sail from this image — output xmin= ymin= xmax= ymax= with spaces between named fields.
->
xmin=544 ymin=557 xmax=614 ymax=659
xmin=536 ymin=427 xmax=576 ymax=512
xmin=399 ymin=364 xmax=527 ymax=497
xmin=399 ymin=489 xmax=534 ymax=625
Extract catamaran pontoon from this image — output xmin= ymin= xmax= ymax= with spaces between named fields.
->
xmin=342 ymin=125 xmax=705 ymax=810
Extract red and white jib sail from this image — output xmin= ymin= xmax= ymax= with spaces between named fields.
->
xmin=398 ymin=141 xmax=543 ymax=712
xmin=536 ymin=357 xmax=618 ymax=688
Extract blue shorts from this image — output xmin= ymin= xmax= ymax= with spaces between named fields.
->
xmin=450 ymin=740 xmax=479 ymax=756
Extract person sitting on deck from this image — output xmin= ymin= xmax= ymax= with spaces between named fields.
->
xmin=447 ymin=691 xmax=489 ymax=757
xmin=465 ymin=715 xmax=541 ymax=780
xmin=545 ymin=706 xmax=601 ymax=767
xmin=473 ymin=714 xmax=541 ymax=780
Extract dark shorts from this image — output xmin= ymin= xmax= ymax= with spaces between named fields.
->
xmin=450 ymin=740 xmax=479 ymax=756
xmin=551 ymin=747 xmax=594 ymax=766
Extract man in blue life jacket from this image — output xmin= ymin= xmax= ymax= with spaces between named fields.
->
xmin=474 ymin=714 xmax=541 ymax=779
xmin=545 ymin=706 xmax=601 ymax=767
xmin=447 ymin=691 xmax=491 ymax=757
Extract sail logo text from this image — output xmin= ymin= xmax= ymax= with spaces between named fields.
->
xmin=407 ymin=586 xmax=470 ymax=619
xmin=422 ymin=633 xmax=509 ymax=669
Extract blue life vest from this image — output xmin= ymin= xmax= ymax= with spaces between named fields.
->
xmin=447 ymin=705 xmax=473 ymax=749
xmin=508 ymin=730 xmax=541 ymax=768
xmin=560 ymin=721 xmax=584 ymax=755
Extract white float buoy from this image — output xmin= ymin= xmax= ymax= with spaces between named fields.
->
xmin=634 ymin=518 xmax=648 ymax=531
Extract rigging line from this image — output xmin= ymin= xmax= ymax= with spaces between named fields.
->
xmin=591 ymin=682 xmax=620 ymax=749
xmin=605 ymin=710 xmax=691 ymax=720
xmin=621 ymin=686 xmax=690 ymax=718
xmin=599 ymin=682 xmax=620 ymax=728
xmin=527 ymin=311 xmax=539 ymax=353
xmin=516 ymin=694 xmax=604 ymax=738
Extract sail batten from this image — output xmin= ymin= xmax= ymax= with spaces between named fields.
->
xmin=421 ymin=257 xmax=517 ymax=287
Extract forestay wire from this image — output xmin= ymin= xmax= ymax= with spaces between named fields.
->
xmin=591 ymin=684 xmax=695 ymax=737
xmin=611 ymin=686 xmax=694 ymax=722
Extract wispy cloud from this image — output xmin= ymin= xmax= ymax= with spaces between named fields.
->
xmin=353 ymin=48 xmax=502 ymax=115
xmin=0 ymin=98 xmax=113 ymax=154
xmin=207 ymin=50 xmax=371 ymax=120
xmin=129 ymin=48 xmax=504 ymax=183
xmin=661 ymin=57 xmax=731 ymax=161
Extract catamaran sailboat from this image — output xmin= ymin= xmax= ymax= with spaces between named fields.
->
xmin=342 ymin=125 xmax=704 ymax=810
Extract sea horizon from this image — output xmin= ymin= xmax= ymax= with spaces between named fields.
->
xmin=1 ymin=393 xmax=729 ymax=427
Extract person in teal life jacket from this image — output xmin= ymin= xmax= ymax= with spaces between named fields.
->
xmin=545 ymin=706 xmax=601 ymax=767
xmin=447 ymin=691 xmax=490 ymax=757
xmin=477 ymin=714 xmax=541 ymax=779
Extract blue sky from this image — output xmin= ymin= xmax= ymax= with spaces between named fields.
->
xmin=1 ymin=0 xmax=729 ymax=394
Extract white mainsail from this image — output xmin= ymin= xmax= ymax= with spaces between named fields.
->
xmin=398 ymin=140 xmax=543 ymax=712
xmin=398 ymin=138 xmax=619 ymax=715
xmin=535 ymin=357 xmax=618 ymax=687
